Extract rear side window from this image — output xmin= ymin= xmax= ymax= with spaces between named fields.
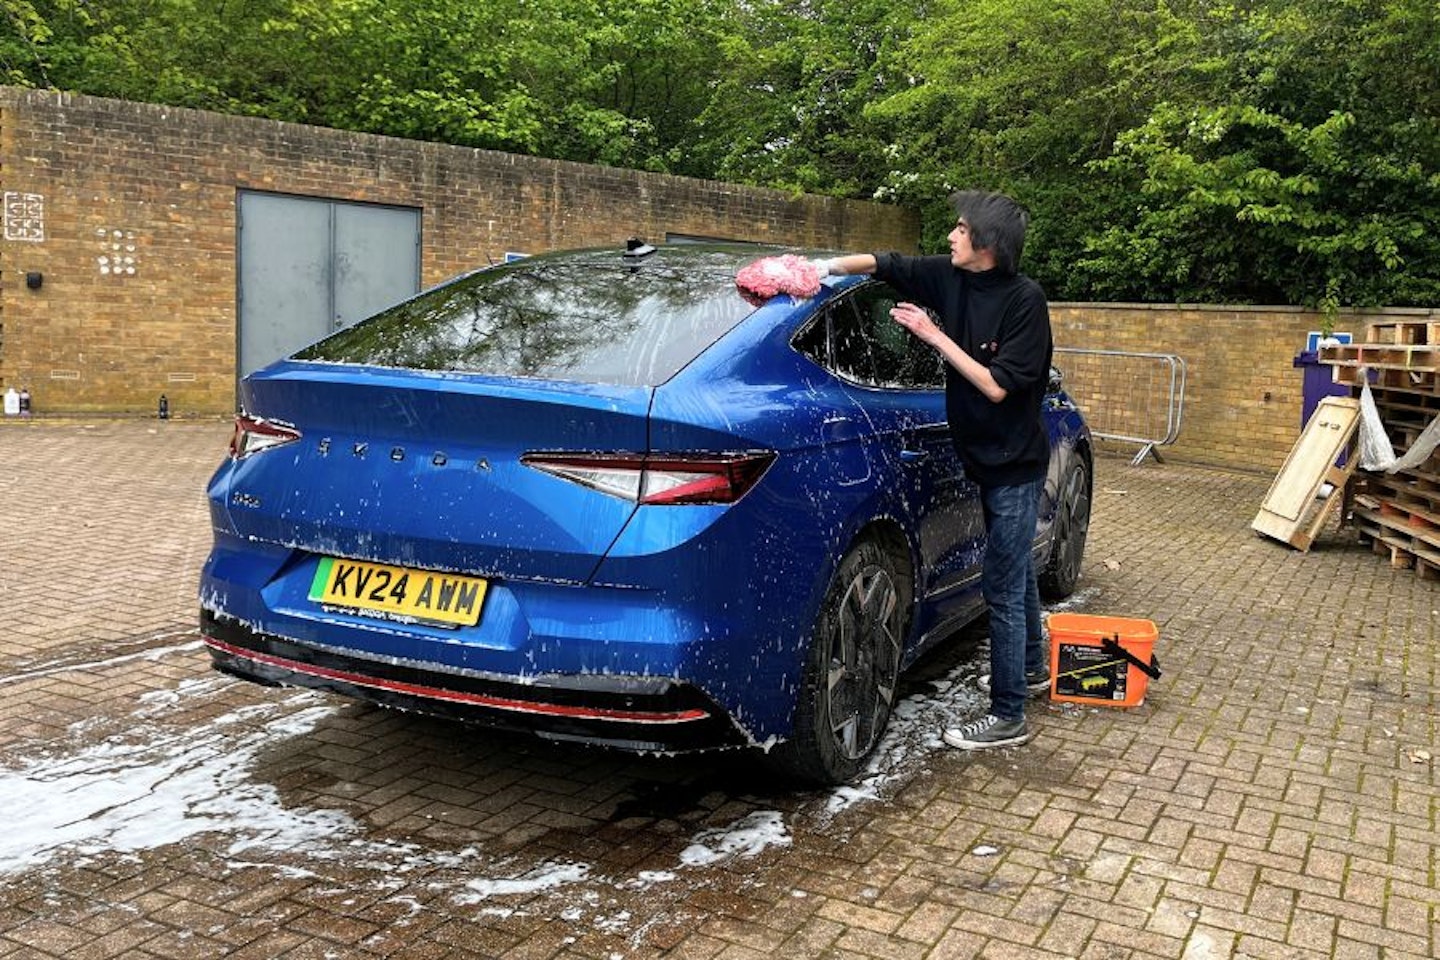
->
xmin=294 ymin=249 xmax=756 ymax=387
xmin=795 ymin=282 xmax=945 ymax=390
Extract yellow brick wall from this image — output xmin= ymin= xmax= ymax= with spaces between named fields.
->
xmin=1051 ymin=303 xmax=1439 ymax=472
xmin=0 ymin=88 xmax=918 ymax=415
xmin=4 ymin=88 xmax=1436 ymax=474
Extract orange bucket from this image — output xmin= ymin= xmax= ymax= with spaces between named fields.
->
xmin=1047 ymin=613 xmax=1161 ymax=707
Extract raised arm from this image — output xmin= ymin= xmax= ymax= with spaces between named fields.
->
xmin=812 ymin=254 xmax=878 ymax=277
xmin=890 ymin=302 xmax=1009 ymax=403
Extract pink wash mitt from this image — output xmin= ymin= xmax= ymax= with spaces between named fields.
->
xmin=735 ymin=255 xmax=824 ymax=307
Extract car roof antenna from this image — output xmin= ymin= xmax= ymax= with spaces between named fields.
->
xmin=624 ymin=237 xmax=656 ymax=260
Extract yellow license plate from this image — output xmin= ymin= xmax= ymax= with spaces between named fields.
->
xmin=308 ymin=557 xmax=488 ymax=627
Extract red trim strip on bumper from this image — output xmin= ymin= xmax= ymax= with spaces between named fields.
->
xmin=202 ymin=635 xmax=709 ymax=724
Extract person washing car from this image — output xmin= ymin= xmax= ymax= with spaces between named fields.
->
xmin=812 ymin=189 xmax=1054 ymax=750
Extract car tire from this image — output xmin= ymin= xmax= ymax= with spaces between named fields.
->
xmin=1039 ymin=456 xmax=1091 ymax=599
xmin=769 ymin=538 xmax=907 ymax=786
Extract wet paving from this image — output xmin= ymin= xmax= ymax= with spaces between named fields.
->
xmin=0 ymin=420 xmax=1436 ymax=959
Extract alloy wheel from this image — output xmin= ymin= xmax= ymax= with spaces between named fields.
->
xmin=823 ymin=562 xmax=902 ymax=761
xmin=1043 ymin=461 xmax=1091 ymax=597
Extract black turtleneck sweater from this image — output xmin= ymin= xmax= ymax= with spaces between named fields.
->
xmin=871 ymin=253 xmax=1053 ymax=488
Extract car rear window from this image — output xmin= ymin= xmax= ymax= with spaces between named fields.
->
xmin=293 ymin=247 xmax=760 ymax=387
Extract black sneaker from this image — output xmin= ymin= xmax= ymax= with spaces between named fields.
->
xmin=978 ymin=671 xmax=1051 ymax=698
xmin=942 ymin=714 xmax=1032 ymax=750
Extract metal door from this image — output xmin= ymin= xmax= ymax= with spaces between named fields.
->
xmin=238 ymin=192 xmax=420 ymax=378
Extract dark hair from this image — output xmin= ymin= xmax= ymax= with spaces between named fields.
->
xmin=949 ymin=190 xmax=1028 ymax=274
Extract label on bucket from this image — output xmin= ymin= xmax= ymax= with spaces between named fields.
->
xmin=1054 ymin=642 xmax=1130 ymax=702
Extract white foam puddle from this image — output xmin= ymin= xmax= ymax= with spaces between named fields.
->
xmin=0 ymin=695 xmax=359 ymax=874
xmin=818 ymin=652 xmax=986 ymax=818
xmin=458 ymin=861 xmax=592 ymax=902
xmin=1047 ymin=586 xmax=1101 ymax=614
xmin=816 ymin=592 xmax=1101 ymax=819
xmin=0 ymin=675 xmax=793 ymax=909
xmin=0 ymin=636 xmax=202 ymax=687
xmin=0 ymin=598 xmax=1101 ymax=918
xmin=678 ymin=810 xmax=791 ymax=866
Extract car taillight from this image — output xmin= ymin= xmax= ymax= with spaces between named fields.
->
xmin=229 ymin=415 xmax=301 ymax=459
xmin=523 ymin=452 xmax=776 ymax=505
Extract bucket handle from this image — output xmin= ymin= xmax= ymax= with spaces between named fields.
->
xmin=1101 ymin=635 xmax=1162 ymax=681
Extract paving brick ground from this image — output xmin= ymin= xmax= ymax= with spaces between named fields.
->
xmin=0 ymin=418 xmax=1435 ymax=960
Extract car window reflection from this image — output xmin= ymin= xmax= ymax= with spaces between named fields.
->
xmin=294 ymin=249 xmax=757 ymax=387
xmin=797 ymin=282 xmax=944 ymax=391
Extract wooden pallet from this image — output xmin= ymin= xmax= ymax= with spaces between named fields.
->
xmin=1362 ymin=390 xmax=1440 ymax=471
xmin=1319 ymin=343 xmax=1440 ymax=395
xmin=1365 ymin=319 xmax=1440 ymax=346
xmin=1359 ymin=477 xmax=1440 ymax=532
xmin=1252 ymin=397 xmax=1361 ymax=551
xmin=1353 ymin=500 xmax=1440 ymax=580
xmin=1338 ymin=368 xmax=1440 ymax=393
xmin=1353 ymin=458 xmax=1440 ymax=520
xmin=1325 ymin=319 xmax=1440 ymax=576
xmin=1369 ymin=386 xmax=1440 ymax=421
xmin=1321 ymin=343 xmax=1440 ymax=369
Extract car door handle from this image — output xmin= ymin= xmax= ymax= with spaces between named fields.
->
xmin=900 ymin=448 xmax=929 ymax=463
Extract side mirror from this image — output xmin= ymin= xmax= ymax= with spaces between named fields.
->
xmin=1048 ymin=365 xmax=1063 ymax=393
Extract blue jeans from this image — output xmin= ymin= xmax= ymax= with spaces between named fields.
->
xmin=980 ymin=477 xmax=1046 ymax=722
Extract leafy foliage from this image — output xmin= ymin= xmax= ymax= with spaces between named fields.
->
xmin=693 ymin=0 xmax=911 ymax=197
xmin=1 ymin=0 xmax=1435 ymax=306
xmin=1073 ymin=0 xmax=1440 ymax=307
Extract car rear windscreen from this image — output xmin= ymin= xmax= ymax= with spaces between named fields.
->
xmin=293 ymin=247 xmax=761 ymax=387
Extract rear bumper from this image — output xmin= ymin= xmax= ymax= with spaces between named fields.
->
xmin=200 ymin=609 xmax=751 ymax=752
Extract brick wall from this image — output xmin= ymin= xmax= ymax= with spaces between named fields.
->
xmin=3 ymin=88 xmax=1436 ymax=473
xmin=1051 ymin=303 xmax=1440 ymax=472
xmin=0 ymin=87 xmax=918 ymax=414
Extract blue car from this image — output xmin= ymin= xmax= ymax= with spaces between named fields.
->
xmin=200 ymin=242 xmax=1092 ymax=785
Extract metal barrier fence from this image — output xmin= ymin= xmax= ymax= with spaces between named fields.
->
xmin=1054 ymin=348 xmax=1187 ymax=465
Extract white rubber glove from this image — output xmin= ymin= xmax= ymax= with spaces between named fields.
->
xmin=809 ymin=258 xmax=839 ymax=278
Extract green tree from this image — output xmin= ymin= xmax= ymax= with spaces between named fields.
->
xmin=258 ymin=0 xmax=734 ymax=172
xmin=863 ymin=0 xmax=1216 ymax=298
xmin=3 ymin=0 xmax=1437 ymax=306
xmin=0 ymin=0 xmax=736 ymax=172
xmin=0 ymin=0 xmax=54 ymax=86
xmin=1076 ymin=0 xmax=1440 ymax=307
xmin=0 ymin=0 xmax=331 ymax=119
xmin=694 ymin=0 xmax=912 ymax=197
